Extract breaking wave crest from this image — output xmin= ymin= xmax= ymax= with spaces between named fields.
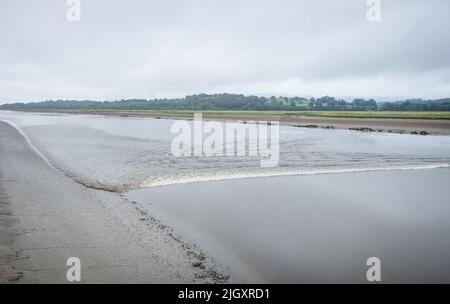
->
xmin=139 ymin=163 xmax=450 ymax=189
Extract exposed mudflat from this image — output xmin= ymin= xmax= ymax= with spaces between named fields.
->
xmin=16 ymin=109 xmax=450 ymax=135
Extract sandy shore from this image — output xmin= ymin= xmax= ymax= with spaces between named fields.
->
xmin=129 ymin=112 xmax=450 ymax=135
xmin=0 ymin=121 xmax=229 ymax=283
xmin=15 ymin=110 xmax=450 ymax=135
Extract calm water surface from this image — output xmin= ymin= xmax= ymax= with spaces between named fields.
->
xmin=128 ymin=170 xmax=450 ymax=283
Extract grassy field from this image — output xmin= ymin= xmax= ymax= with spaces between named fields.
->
xmin=47 ymin=109 xmax=450 ymax=120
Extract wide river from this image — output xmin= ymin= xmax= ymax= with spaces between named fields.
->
xmin=1 ymin=110 xmax=450 ymax=282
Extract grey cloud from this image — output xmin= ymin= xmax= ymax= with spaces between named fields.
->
xmin=0 ymin=0 xmax=449 ymax=103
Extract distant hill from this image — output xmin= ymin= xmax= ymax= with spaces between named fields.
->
xmin=1 ymin=94 xmax=450 ymax=112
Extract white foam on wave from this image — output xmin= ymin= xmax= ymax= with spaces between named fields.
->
xmin=139 ymin=163 xmax=450 ymax=189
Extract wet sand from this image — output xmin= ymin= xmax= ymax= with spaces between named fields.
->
xmin=0 ymin=121 xmax=229 ymax=283
xmin=142 ymin=112 xmax=450 ymax=135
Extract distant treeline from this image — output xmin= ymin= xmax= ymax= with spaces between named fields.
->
xmin=2 ymin=94 xmax=450 ymax=111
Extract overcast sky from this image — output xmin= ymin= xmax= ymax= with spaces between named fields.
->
xmin=1 ymin=0 xmax=449 ymax=103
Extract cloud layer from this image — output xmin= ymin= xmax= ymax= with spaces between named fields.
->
xmin=1 ymin=0 xmax=450 ymax=103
